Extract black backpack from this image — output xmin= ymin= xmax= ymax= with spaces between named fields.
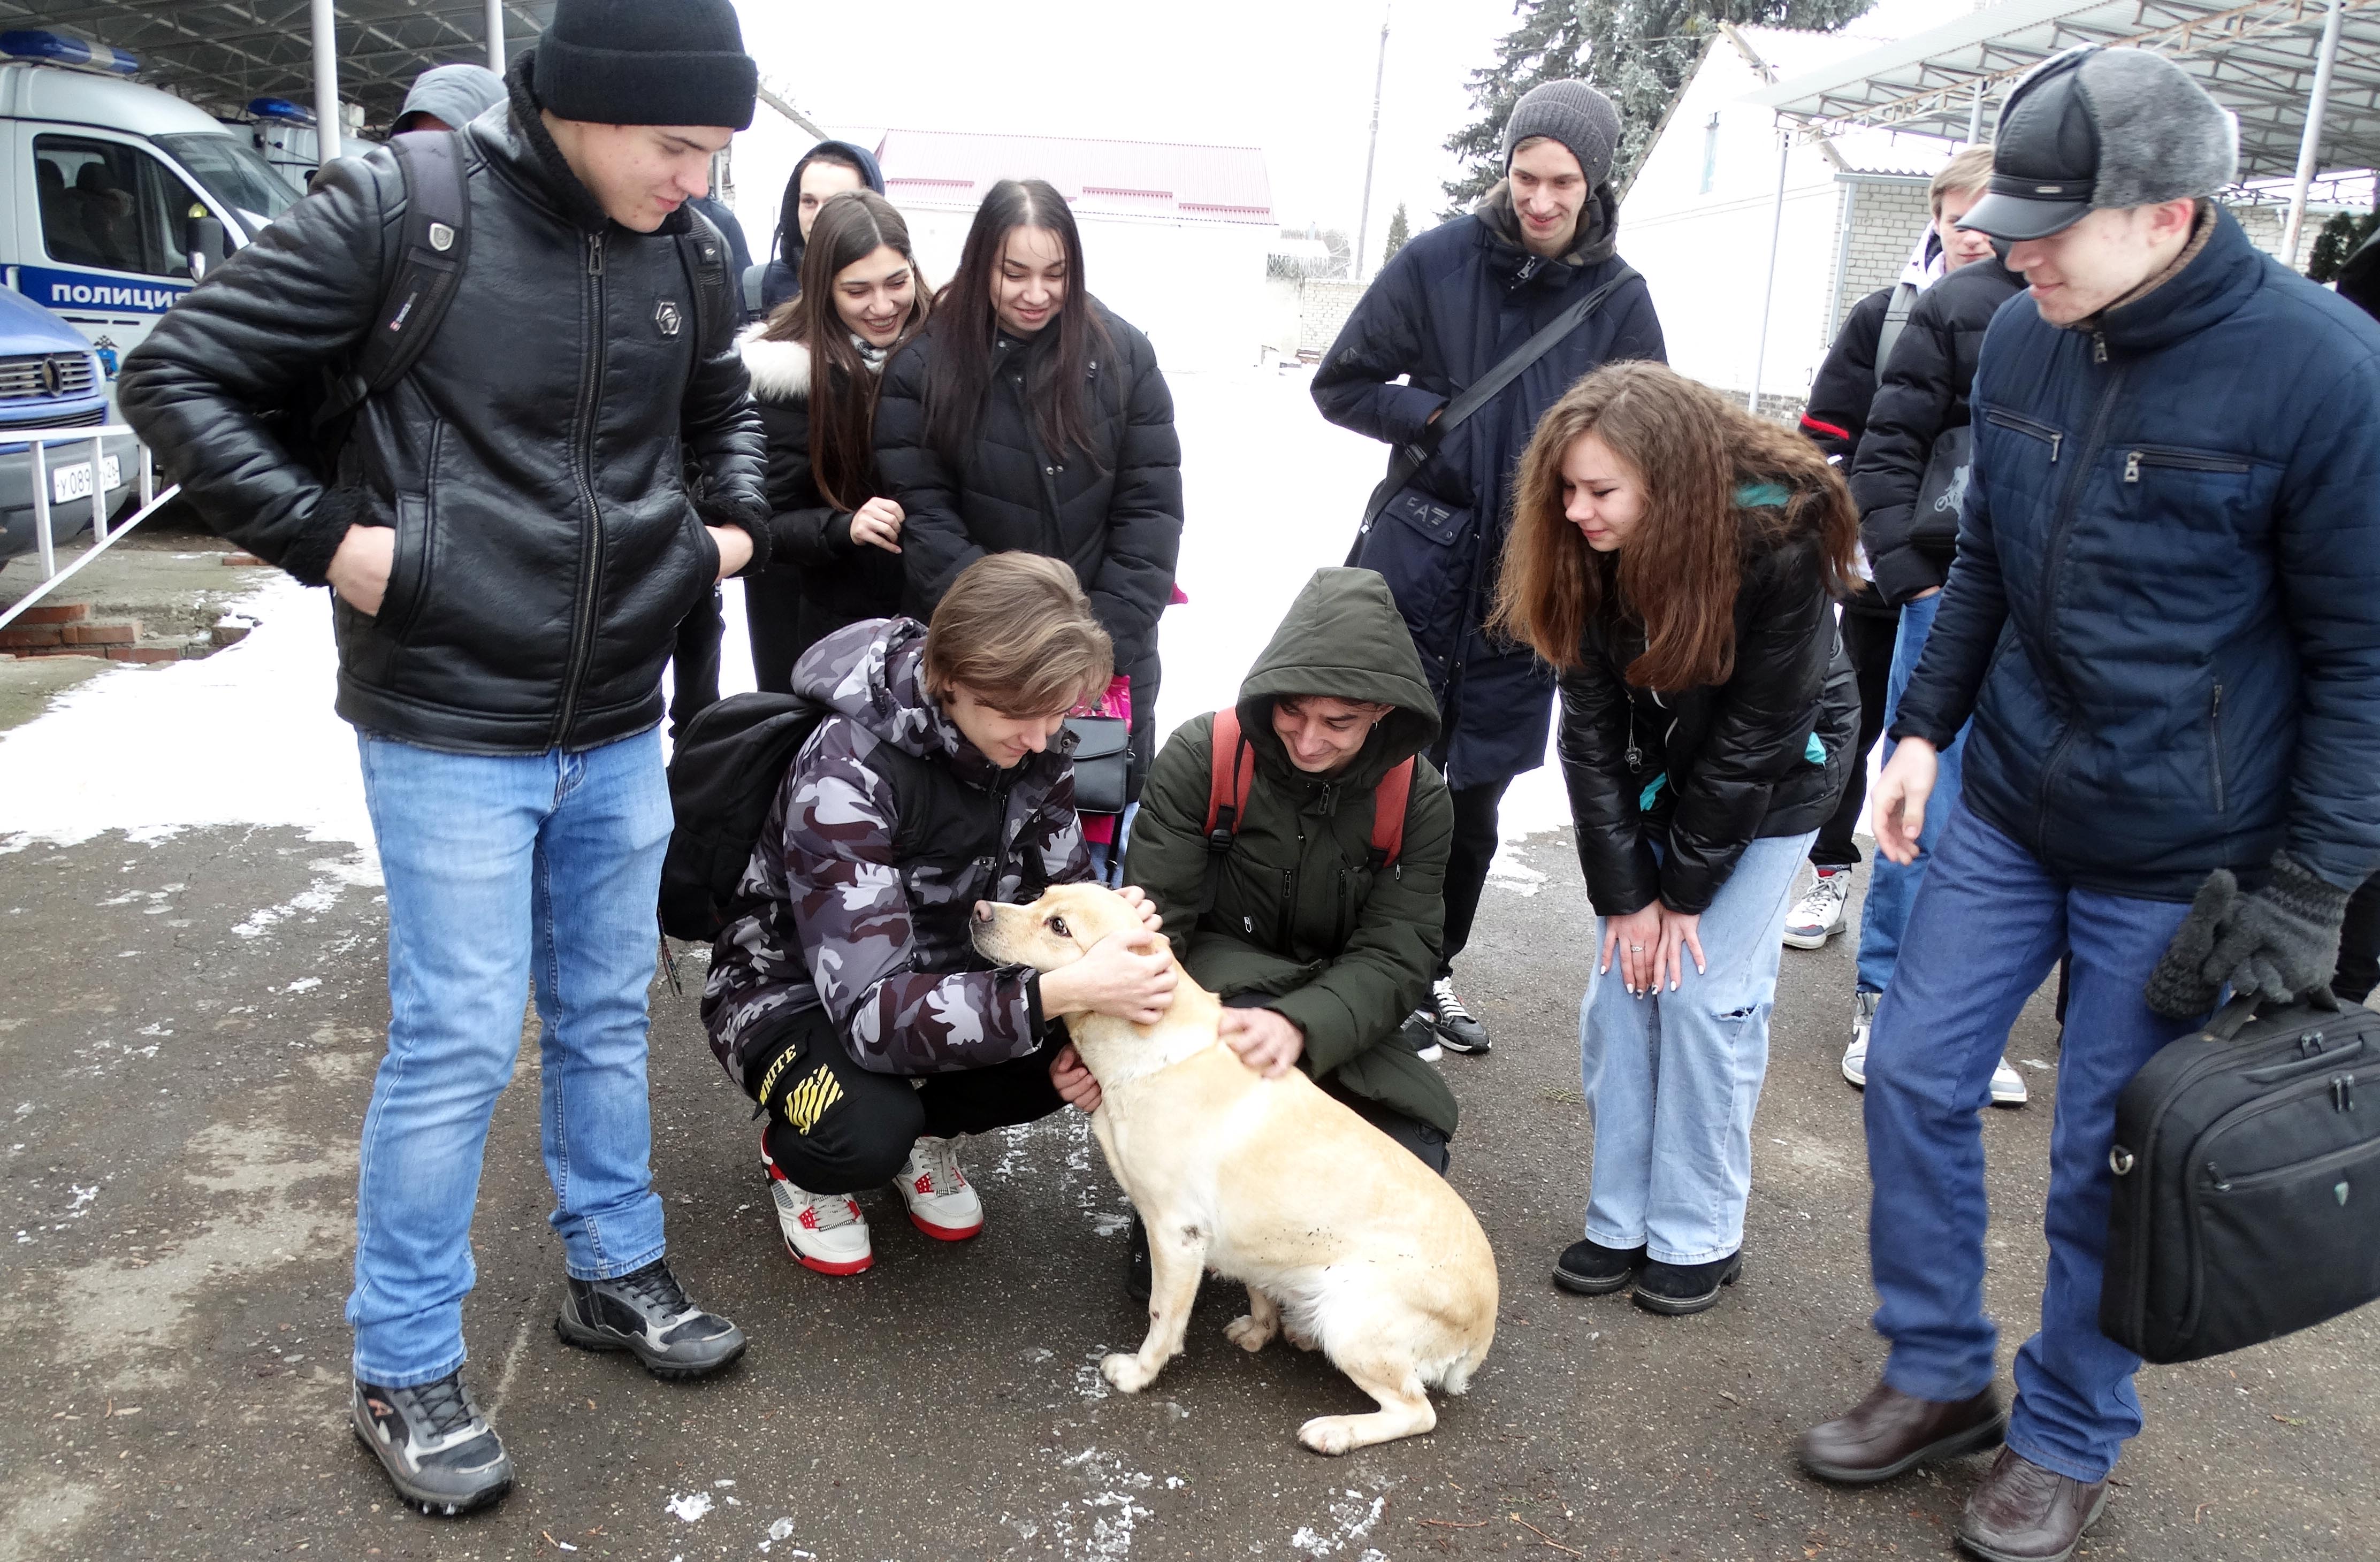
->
xmin=659 ymin=692 xmax=830 ymax=942
xmin=2101 ymin=994 xmax=2380 ymax=1363
xmin=292 ymin=131 xmax=733 ymax=476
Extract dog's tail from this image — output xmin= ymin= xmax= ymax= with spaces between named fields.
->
xmin=1431 ymin=1326 xmax=1494 ymax=1396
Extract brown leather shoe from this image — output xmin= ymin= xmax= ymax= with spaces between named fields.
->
xmin=1955 ymin=1448 xmax=2108 ymax=1562
xmin=1797 ymin=1379 xmax=2006 ymax=1485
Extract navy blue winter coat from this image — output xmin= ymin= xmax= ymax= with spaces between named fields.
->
xmin=1313 ymin=184 xmax=1665 ymax=788
xmin=1893 ymin=207 xmax=2380 ymax=899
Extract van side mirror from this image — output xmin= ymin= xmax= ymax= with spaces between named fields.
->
xmin=185 ymin=215 xmax=229 ymax=279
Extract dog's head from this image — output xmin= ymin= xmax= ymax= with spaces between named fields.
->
xmin=969 ymin=882 xmax=1148 ymax=971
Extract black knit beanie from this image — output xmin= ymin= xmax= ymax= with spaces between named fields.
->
xmin=532 ymin=0 xmax=757 ymax=131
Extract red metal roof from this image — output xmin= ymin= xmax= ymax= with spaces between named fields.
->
xmin=872 ymin=127 xmax=1273 ymax=226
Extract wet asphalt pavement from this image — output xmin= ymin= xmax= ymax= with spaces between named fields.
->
xmin=2 ymin=822 xmax=2374 ymax=1561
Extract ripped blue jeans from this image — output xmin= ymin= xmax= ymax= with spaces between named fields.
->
xmin=1578 ymin=831 xmax=1815 ymax=1265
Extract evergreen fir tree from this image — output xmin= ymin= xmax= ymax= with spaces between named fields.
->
xmin=1441 ymin=0 xmax=1873 ymax=217
xmin=1382 ymin=202 xmax=1412 ymax=267
xmin=2307 ymin=208 xmax=2380 ymax=284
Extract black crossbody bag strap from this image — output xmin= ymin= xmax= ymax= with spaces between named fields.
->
xmin=316 ymin=130 xmax=470 ymax=435
xmin=1347 ymin=264 xmax=1639 ymax=558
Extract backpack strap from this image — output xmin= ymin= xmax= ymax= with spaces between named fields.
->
xmin=1369 ymin=757 xmax=1414 ymax=870
xmin=741 ymin=259 xmax=768 ymax=320
xmin=317 ymin=130 xmax=469 ymax=434
xmin=1197 ymin=709 xmax=1255 ymax=914
xmin=677 ymin=208 xmax=732 ymax=361
xmin=1872 ymin=280 xmax=1918 ymax=387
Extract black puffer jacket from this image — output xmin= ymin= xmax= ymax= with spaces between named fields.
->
xmin=737 ymin=324 xmax=902 ymax=685
xmin=873 ymin=298 xmax=1183 ymax=790
xmin=1558 ymin=503 xmax=1858 ymax=916
xmin=118 ymin=55 xmax=765 ymax=754
xmin=1799 ymin=285 xmax=1892 ymax=464
xmin=1850 ymin=256 xmax=2024 ymax=606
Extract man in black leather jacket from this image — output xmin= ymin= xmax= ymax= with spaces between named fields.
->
xmin=118 ymin=0 xmax=768 ymax=1518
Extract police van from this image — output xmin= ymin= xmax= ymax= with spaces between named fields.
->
xmin=1 ymin=30 xmax=304 ymax=378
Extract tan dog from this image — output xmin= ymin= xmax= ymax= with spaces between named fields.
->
xmin=972 ymin=883 xmax=1498 ymax=1454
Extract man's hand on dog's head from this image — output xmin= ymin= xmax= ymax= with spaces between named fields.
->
xmin=1221 ymin=1007 xmax=1305 ymax=1079
xmin=1111 ymin=884 xmax=1167 ymax=936
xmin=1038 ymin=929 xmax=1178 ymax=1024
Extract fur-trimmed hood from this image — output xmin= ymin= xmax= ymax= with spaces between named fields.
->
xmin=736 ymin=323 xmax=811 ymax=404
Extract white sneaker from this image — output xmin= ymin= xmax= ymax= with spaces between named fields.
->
xmin=1989 ymin=1056 xmax=2030 ymax=1107
xmin=1842 ymin=990 xmax=1878 ymax=1088
xmin=1784 ymin=868 xmax=1853 ymax=949
xmin=896 ymin=1136 xmax=984 ymax=1241
xmin=762 ymin=1137 xmax=872 ymax=1275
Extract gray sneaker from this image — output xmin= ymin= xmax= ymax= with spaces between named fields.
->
xmin=555 ymin=1257 xmax=746 ymax=1380
xmin=351 ymin=1370 xmax=513 ymax=1517
xmin=1842 ymin=990 xmax=1879 ymax=1088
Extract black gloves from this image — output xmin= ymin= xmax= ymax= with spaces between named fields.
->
xmin=2145 ymin=852 xmax=2353 ymax=1019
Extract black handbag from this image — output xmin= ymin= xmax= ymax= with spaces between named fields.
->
xmin=2101 ymin=995 xmax=2380 ymax=1364
xmin=1062 ymin=714 xmax=1130 ymax=817
xmin=1912 ymin=420 xmax=1972 ymax=537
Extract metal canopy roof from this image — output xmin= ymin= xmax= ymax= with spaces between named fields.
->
xmin=0 ymin=2 xmax=553 ymax=127
xmin=1749 ymin=0 xmax=2380 ymax=184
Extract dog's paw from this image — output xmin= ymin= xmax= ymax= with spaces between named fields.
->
xmin=1101 ymin=1352 xmax=1158 ymax=1394
xmin=1224 ymin=1313 xmax=1276 ymax=1353
xmin=1296 ymin=1415 xmax=1357 ymax=1456
xmin=1284 ymin=1326 xmax=1319 ymax=1353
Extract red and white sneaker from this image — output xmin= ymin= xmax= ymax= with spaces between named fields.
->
xmin=896 ymin=1136 xmax=983 ymax=1241
xmin=761 ymin=1137 xmax=872 ymax=1275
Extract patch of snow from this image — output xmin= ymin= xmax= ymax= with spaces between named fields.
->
xmin=1290 ymin=1490 xmax=1386 ymax=1556
xmin=666 ymin=1491 xmax=714 ymax=1522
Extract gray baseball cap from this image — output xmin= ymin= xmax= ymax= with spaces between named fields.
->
xmin=1961 ymin=46 xmax=2237 ymax=241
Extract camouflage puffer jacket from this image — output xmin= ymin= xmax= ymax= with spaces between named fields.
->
xmin=701 ymin=616 xmax=1090 ymax=1081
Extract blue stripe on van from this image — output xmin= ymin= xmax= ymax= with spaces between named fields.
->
xmin=19 ymin=266 xmax=189 ymax=316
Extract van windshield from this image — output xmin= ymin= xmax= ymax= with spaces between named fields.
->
xmin=152 ymin=133 xmax=302 ymax=236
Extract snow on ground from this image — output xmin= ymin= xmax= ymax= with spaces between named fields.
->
xmin=0 ymin=365 xmax=1590 ymax=861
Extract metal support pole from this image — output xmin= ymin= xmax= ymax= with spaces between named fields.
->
xmin=1749 ymin=123 xmax=1791 ymax=416
xmin=88 ymin=433 xmax=106 ymax=546
xmin=31 ymin=442 xmax=52 ymax=579
xmin=2282 ymin=0 xmax=2345 ymax=267
xmin=1353 ymin=4 xmax=1391 ymax=284
xmin=311 ymin=0 xmax=343 ymax=166
xmin=486 ymin=0 xmax=506 ymax=74
xmin=1966 ymin=80 xmax=1985 ymax=145
xmin=139 ymin=442 xmax=153 ymax=511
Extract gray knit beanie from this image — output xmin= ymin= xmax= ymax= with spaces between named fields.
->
xmin=1501 ymin=80 xmax=1621 ymax=187
xmin=1963 ymin=45 xmax=2237 ymax=241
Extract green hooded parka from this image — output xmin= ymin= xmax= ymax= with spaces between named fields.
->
xmin=1122 ymin=569 xmax=1458 ymax=1135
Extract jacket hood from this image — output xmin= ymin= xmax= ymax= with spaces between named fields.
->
xmin=1234 ymin=569 xmax=1441 ymax=788
xmin=398 ymin=63 xmax=507 ymax=134
xmin=1476 ymin=178 xmax=1619 ymax=267
xmin=736 ymin=323 xmax=811 ymax=402
xmin=792 ymin=615 xmax=1055 ymax=790
xmin=777 ymin=140 xmax=887 ymax=270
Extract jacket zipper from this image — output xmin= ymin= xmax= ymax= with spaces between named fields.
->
xmin=2123 ymin=448 xmax=2253 ymax=482
xmin=2027 ymin=354 xmax=2130 ymax=848
xmin=2207 ymin=682 xmax=2225 ymax=811
xmin=551 ymin=231 xmax=608 ymax=746
xmin=1985 ymin=407 xmax=2063 ymax=461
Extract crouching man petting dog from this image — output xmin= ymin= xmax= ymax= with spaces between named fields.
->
xmin=701 ymin=554 xmax=1176 ymax=1274
xmin=973 ymin=883 xmax=1497 ymax=1455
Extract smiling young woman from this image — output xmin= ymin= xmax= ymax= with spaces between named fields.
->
xmin=736 ymin=190 xmax=930 ymax=690
xmin=1492 ymin=361 xmax=1860 ymax=1318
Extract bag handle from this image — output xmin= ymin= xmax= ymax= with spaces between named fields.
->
xmin=1351 ymin=265 xmax=1640 ymax=546
xmin=2202 ymin=988 xmax=2343 ymax=1042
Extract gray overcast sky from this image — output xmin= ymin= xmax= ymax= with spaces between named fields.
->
xmin=734 ymin=0 xmax=1525 ymax=243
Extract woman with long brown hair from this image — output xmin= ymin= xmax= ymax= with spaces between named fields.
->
xmin=1491 ymin=361 xmax=1859 ymax=1317
xmin=737 ymin=189 xmax=928 ymax=691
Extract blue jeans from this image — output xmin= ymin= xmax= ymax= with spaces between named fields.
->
xmin=1865 ymin=802 xmax=2204 ymax=1482
xmin=1580 ymin=832 xmax=1814 ymax=1265
xmin=349 ymin=730 xmax=673 ymax=1388
xmin=1856 ymin=590 xmax=1966 ymax=994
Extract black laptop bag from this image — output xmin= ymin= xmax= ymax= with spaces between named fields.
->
xmin=2101 ymin=996 xmax=2380 ymax=1364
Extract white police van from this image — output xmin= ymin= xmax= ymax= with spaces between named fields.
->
xmin=1 ymin=30 xmax=304 ymax=379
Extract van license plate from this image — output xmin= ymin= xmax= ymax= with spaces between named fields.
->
xmin=50 ymin=456 xmax=122 ymax=504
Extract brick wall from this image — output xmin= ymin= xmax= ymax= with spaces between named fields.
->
xmin=1299 ymin=281 xmax=1368 ymax=354
xmin=1832 ymin=177 xmax=1933 ymax=338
